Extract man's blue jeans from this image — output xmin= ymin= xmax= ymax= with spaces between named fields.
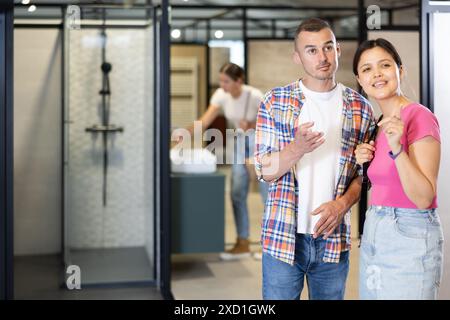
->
xmin=262 ymin=233 xmax=349 ymax=300
xmin=231 ymin=132 xmax=268 ymax=239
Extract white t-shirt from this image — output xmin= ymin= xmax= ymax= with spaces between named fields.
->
xmin=209 ymin=85 xmax=263 ymax=129
xmin=296 ymin=81 xmax=344 ymax=235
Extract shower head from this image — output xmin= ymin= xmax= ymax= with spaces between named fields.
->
xmin=101 ymin=62 xmax=112 ymax=74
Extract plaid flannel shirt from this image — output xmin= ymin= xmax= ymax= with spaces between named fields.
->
xmin=254 ymin=79 xmax=376 ymax=265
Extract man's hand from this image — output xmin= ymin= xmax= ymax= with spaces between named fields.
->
xmin=291 ymin=122 xmax=325 ymax=157
xmin=311 ymin=200 xmax=347 ymax=239
xmin=239 ymin=120 xmax=250 ymax=131
xmin=258 ymin=122 xmax=325 ymax=183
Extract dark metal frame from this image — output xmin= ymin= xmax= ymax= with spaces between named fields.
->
xmin=243 ymin=9 xmax=248 ymax=77
xmin=152 ymin=0 xmax=158 ymax=293
xmin=169 ymin=3 xmax=419 ymax=44
xmin=61 ymin=6 xmax=67 ymax=288
xmin=15 ymin=3 xmax=154 ymax=9
xmin=14 ymin=23 xmax=151 ymax=29
xmin=0 ymin=0 xmax=14 ymax=301
xmin=357 ymin=0 xmax=369 ymax=239
xmin=421 ymin=0 xmax=431 ymax=108
xmin=156 ymin=0 xmax=173 ymax=300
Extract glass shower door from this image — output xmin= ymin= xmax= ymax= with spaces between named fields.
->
xmin=63 ymin=6 xmax=155 ymax=287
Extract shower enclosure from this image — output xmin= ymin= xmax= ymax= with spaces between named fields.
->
xmin=1 ymin=0 xmax=170 ymax=299
xmin=63 ymin=4 xmax=158 ymax=287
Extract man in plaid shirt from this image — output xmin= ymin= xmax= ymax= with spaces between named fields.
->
xmin=254 ymin=18 xmax=376 ymax=300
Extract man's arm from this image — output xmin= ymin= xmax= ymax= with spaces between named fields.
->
xmin=254 ymin=93 xmax=279 ymax=182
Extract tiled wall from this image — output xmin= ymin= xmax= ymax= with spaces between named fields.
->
xmin=67 ymin=28 xmax=154 ymax=250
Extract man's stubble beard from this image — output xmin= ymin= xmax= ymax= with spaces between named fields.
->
xmin=304 ymin=67 xmax=336 ymax=81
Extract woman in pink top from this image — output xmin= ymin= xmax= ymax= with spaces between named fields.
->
xmin=353 ymin=38 xmax=443 ymax=300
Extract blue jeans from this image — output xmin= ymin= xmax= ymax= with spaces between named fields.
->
xmin=231 ymin=131 xmax=268 ymax=239
xmin=262 ymin=233 xmax=349 ymax=300
xmin=359 ymin=205 xmax=444 ymax=300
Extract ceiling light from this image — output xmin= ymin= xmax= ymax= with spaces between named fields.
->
xmin=171 ymin=29 xmax=181 ymax=39
xmin=214 ymin=30 xmax=224 ymax=39
xmin=22 ymin=0 xmax=30 ymax=4
xmin=28 ymin=5 xmax=36 ymax=12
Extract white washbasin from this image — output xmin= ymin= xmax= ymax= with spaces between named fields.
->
xmin=170 ymin=148 xmax=217 ymax=174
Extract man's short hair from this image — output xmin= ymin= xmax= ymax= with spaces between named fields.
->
xmin=295 ymin=18 xmax=331 ymax=36
xmin=294 ymin=18 xmax=333 ymax=48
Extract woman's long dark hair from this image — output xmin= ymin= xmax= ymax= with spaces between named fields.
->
xmin=353 ymin=38 xmax=403 ymax=76
xmin=219 ymin=62 xmax=245 ymax=82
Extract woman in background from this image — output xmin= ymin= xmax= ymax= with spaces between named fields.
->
xmin=175 ymin=63 xmax=268 ymax=260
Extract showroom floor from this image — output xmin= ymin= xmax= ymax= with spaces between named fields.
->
xmin=171 ymin=166 xmax=361 ymax=300
xmin=14 ymin=254 xmax=163 ymax=300
xmin=13 ymin=165 xmax=360 ymax=300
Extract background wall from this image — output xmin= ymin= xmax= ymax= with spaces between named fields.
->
xmin=247 ymin=39 xmax=358 ymax=94
xmin=14 ymin=28 xmax=62 ymax=256
xmin=432 ymin=12 xmax=450 ymax=300
xmin=209 ymin=47 xmax=230 ymax=91
xmin=171 ymin=44 xmax=207 ymax=114
xmin=67 ymin=28 xmax=154 ymax=250
xmin=392 ymin=7 xmax=420 ymax=25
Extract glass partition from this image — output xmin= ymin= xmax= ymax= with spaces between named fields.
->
xmin=63 ymin=6 xmax=155 ymax=286
xmin=10 ymin=0 xmax=170 ymax=300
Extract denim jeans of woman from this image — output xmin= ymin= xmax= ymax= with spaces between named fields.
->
xmin=231 ymin=131 xmax=268 ymax=239
xmin=359 ymin=205 xmax=444 ymax=300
